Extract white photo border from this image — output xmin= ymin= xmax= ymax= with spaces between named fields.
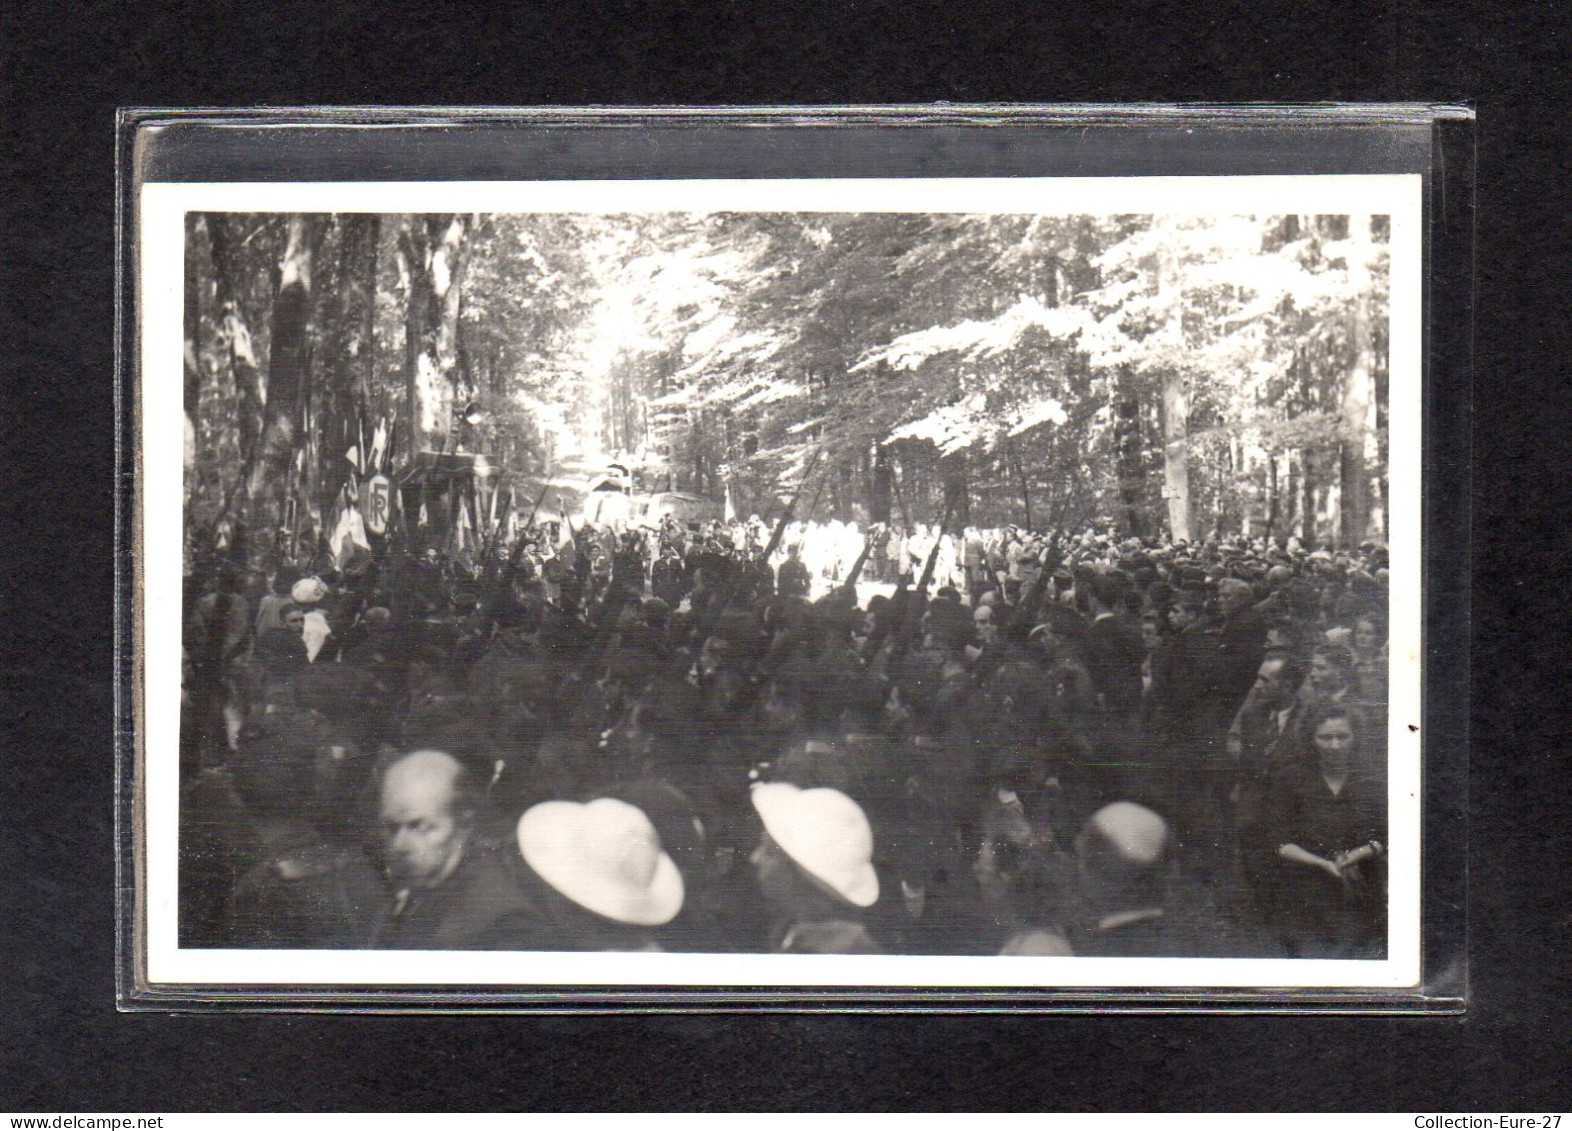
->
xmin=138 ymin=174 xmax=1424 ymax=989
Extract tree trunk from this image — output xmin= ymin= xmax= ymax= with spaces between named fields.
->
xmin=1300 ymin=449 xmax=1316 ymax=546
xmin=1339 ymin=214 xmax=1374 ymax=547
xmin=838 ymin=458 xmax=855 ymax=520
xmin=183 ymin=217 xmax=203 ymax=424
xmin=868 ymin=443 xmax=893 ymax=524
xmin=207 ymin=216 xmax=264 ymax=488
xmin=399 ymin=214 xmax=469 ymax=459
xmin=940 ymin=449 xmax=970 ymax=529
xmin=357 ymin=215 xmax=380 ymax=411
xmin=433 ymin=215 xmax=469 ymax=448
xmin=400 ymin=218 xmax=429 ymax=459
xmin=1285 ymin=450 xmax=1299 ymax=540
xmin=313 ymin=215 xmax=381 ymax=523
xmin=183 ymin=217 xmax=205 ymax=497
xmin=1006 ymin=435 xmax=1034 ymax=529
xmin=691 ymin=409 xmax=705 ymax=496
xmin=247 ymin=216 xmax=317 ymax=510
xmin=1114 ymin=365 xmax=1145 ymax=537
xmin=1265 ymin=452 xmax=1279 ymax=541
xmin=1157 ymin=241 xmax=1191 ymax=542
xmin=890 ymin=450 xmax=912 ymax=530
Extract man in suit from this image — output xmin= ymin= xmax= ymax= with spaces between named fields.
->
xmin=1080 ymin=570 xmax=1148 ymax=806
xmin=1083 ymin=570 xmax=1145 ymax=719
xmin=1229 ymin=650 xmax=1309 ymax=926
xmin=1214 ymin=577 xmax=1269 ymax=721
xmin=1065 ymin=801 xmax=1226 ymax=958
xmin=371 ymin=748 xmax=543 ymax=949
xmin=777 ymin=542 xmax=811 ymax=599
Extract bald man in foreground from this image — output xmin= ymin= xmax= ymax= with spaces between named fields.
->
xmin=1065 ymin=801 xmax=1230 ymax=958
xmin=371 ymin=748 xmax=542 ymax=949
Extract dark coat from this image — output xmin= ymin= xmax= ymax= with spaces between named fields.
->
xmin=651 ymin=555 xmax=687 ymax=606
xmin=1084 ymin=613 xmax=1145 ymax=717
xmin=778 ymin=919 xmax=883 ymax=954
xmin=1262 ymin=759 xmax=1387 ymax=956
xmin=1234 ymin=696 xmax=1306 ymax=787
xmin=371 ymin=844 xmax=547 ymax=950
xmin=1215 ymin=604 xmax=1269 ymax=715
xmin=230 ymin=839 xmax=386 ymax=948
xmin=777 ymin=556 xmax=811 ymax=598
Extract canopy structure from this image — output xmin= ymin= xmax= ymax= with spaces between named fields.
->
xmin=579 ymin=463 xmax=722 ymax=529
xmin=639 ymin=490 xmax=721 ymax=526
xmin=393 ymin=450 xmax=499 ymax=553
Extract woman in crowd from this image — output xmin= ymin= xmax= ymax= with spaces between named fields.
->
xmin=1265 ymin=702 xmax=1387 ymax=958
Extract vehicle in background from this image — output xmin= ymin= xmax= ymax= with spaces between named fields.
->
xmin=580 ymin=463 xmax=723 ymax=528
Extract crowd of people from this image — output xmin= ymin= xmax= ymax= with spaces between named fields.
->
xmin=180 ymin=508 xmax=1391 ymax=960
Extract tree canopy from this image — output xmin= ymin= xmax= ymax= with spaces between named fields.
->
xmin=184 ymin=208 xmax=1389 ymax=559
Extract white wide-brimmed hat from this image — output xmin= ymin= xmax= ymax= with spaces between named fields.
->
xmin=750 ymin=782 xmax=879 ymax=908
xmin=290 ymin=576 xmax=328 ymax=605
xmin=516 ymin=798 xmax=684 ymax=927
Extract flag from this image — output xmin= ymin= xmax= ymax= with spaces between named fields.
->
xmin=557 ymin=500 xmax=575 ymax=550
xmin=370 ymin=416 xmax=389 ymax=473
xmin=302 ymin=609 xmax=331 ymax=663
xmin=331 ymin=505 xmax=371 ymax=571
xmin=364 ymin=474 xmax=391 ymax=536
xmin=454 ymin=496 xmax=472 ymax=552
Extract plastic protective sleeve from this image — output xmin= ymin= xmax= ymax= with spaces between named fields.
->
xmin=115 ymin=104 xmax=1474 ymax=1014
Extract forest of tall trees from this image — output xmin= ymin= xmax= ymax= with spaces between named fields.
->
xmin=183 ymin=209 xmax=1389 ymax=560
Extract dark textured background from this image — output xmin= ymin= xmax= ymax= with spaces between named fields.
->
xmin=2 ymin=0 xmax=1565 ymax=1111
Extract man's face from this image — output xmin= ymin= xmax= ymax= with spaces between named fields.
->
xmin=699 ymin=636 xmax=731 ymax=681
xmin=750 ymin=832 xmax=796 ymax=908
xmin=379 ymin=754 xmax=468 ymax=890
xmin=1354 ymin=619 xmax=1380 ymax=656
xmin=1140 ymin=621 xmax=1162 ymax=652
xmin=1254 ymin=658 xmax=1293 ymax=709
xmin=882 ymin=685 xmax=910 ymax=729
xmin=1219 ymin=584 xmax=1253 ymax=616
xmin=762 ymin=683 xmax=802 ymax=734
xmin=1309 ymin=653 xmax=1346 ymax=694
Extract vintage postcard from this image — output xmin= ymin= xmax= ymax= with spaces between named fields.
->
xmin=136 ymin=174 xmax=1422 ymax=992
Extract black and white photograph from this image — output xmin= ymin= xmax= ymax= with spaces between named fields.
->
xmin=138 ymin=174 xmax=1423 ymax=990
